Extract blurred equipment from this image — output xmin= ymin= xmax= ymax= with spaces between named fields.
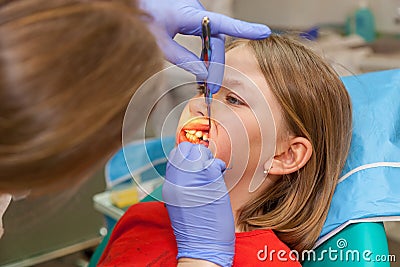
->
xmin=345 ymin=0 xmax=376 ymax=42
xmin=0 ymin=172 xmax=106 ymax=267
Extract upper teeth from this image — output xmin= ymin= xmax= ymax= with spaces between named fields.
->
xmin=185 ymin=130 xmax=209 ymax=141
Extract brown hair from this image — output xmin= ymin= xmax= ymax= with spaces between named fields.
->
xmin=0 ymin=0 xmax=162 ymax=193
xmin=229 ymin=35 xmax=352 ymax=252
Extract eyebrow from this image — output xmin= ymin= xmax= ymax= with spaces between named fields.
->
xmin=223 ymin=77 xmax=249 ymax=96
xmin=224 ymin=78 xmax=244 ymax=87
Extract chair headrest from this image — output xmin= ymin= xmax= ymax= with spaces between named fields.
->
xmin=320 ymin=69 xmax=400 ymax=244
xmin=105 ymin=136 xmax=175 ymax=188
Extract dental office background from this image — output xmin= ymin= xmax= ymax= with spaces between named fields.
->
xmin=1 ymin=0 xmax=399 ymax=266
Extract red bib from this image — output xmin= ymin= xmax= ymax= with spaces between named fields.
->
xmin=99 ymin=202 xmax=301 ymax=267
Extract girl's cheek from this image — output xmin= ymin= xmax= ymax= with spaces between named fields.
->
xmin=176 ymin=107 xmax=190 ymax=134
xmin=213 ymin=114 xmax=246 ymax=167
xmin=178 ymin=106 xmax=190 ymax=122
xmin=213 ymin=129 xmax=231 ymax=165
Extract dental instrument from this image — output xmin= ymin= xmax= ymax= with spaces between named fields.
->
xmin=201 ymin=16 xmax=212 ymax=129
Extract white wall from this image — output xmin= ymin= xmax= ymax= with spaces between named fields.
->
xmin=370 ymin=0 xmax=400 ymax=34
xmin=233 ymin=0 xmax=400 ymax=34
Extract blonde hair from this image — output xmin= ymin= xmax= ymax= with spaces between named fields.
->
xmin=0 ymin=0 xmax=162 ymax=192
xmin=229 ymin=35 xmax=352 ymax=252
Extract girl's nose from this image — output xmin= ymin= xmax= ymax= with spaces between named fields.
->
xmin=188 ymin=96 xmax=207 ymax=117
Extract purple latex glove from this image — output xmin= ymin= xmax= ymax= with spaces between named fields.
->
xmin=139 ymin=0 xmax=271 ymax=93
xmin=162 ymin=142 xmax=235 ymax=267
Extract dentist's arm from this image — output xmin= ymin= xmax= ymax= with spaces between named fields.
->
xmin=163 ymin=142 xmax=235 ymax=267
xmin=139 ymin=0 xmax=271 ymax=93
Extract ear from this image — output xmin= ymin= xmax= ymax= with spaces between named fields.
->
xmin=266 ymin=137 xmax=313 ymax=175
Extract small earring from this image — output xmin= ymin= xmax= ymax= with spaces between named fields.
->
xmin=263 ymin=166 xmax=272 ymax=174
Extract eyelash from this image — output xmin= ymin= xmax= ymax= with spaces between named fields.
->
xmin=196 ymin=85 xmax=246 ymax=106
xmin=226 ymin=95 xmax=245 ymax=106
xmin=197 ymin=84 xmax=206 ymax=95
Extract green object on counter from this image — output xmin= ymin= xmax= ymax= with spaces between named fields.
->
xmin=346 ymin=1 xmax=376 ymax=42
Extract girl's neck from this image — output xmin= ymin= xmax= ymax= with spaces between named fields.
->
xmin=228 ymin=173 xmax=279 ymax=232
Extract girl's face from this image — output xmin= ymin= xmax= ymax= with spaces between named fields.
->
xmin=176 ymin=45 xmax=284 ymax=195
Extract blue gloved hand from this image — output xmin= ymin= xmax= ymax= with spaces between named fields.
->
xmin=139 ymin=0 xmax=271 ymax=93
xmin=162 ymin=142 xmax=235 ymax=267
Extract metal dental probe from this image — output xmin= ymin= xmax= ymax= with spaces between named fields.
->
xmin=201 ymin=16 xmax=212 ymax=130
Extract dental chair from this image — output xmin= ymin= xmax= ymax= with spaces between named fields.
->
xmin=89 ymin=69 xmax=400 ymax=266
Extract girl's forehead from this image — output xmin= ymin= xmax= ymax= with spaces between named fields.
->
xmin=223 ymin=46 xmax=267 ymax=96
xmin=225 ymin=45 xmax=257 ymax=70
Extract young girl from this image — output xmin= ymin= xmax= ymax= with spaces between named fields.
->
xmin=98 ymin=34 xmax=352 ymax=266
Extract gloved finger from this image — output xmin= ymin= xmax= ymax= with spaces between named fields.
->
xmin=213 ymin=158 xmax=227 ymax=173
xmin=171 ymin=142 xmax=210 ymax=161
xmin=206 ymin=11 xmax=271 ymax=39
xmin=168 ymin=142 xmax=195 ymax=163
xmin=184 ymin=143 xmax=213 ymax=162
xmin=190 ymin=0 xmax=206 ymax=10
xmin=204 ymin=158 xmax=226 ymax=175
xmin=180 ymin=10 xmax=271 ymax=39
xmin=161 ymin=37 xmax=208 ymax=80
xmin=168 ymin=142 xmax=213 ymax=171
xmin=207 ymin=34 xmax=225 ymax=94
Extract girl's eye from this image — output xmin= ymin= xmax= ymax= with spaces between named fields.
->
xmin=226 ymin=94 xmax=245 ymax=106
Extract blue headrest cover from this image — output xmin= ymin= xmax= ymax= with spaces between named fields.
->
xmin=320 ymin=69 xmax=400 ymax=240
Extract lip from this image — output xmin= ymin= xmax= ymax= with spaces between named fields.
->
xmin=177 ymin=118 xmax=212 ymax=147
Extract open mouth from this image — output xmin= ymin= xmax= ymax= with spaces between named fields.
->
xmin=178 ymin=118 xmax=210 ymax=147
